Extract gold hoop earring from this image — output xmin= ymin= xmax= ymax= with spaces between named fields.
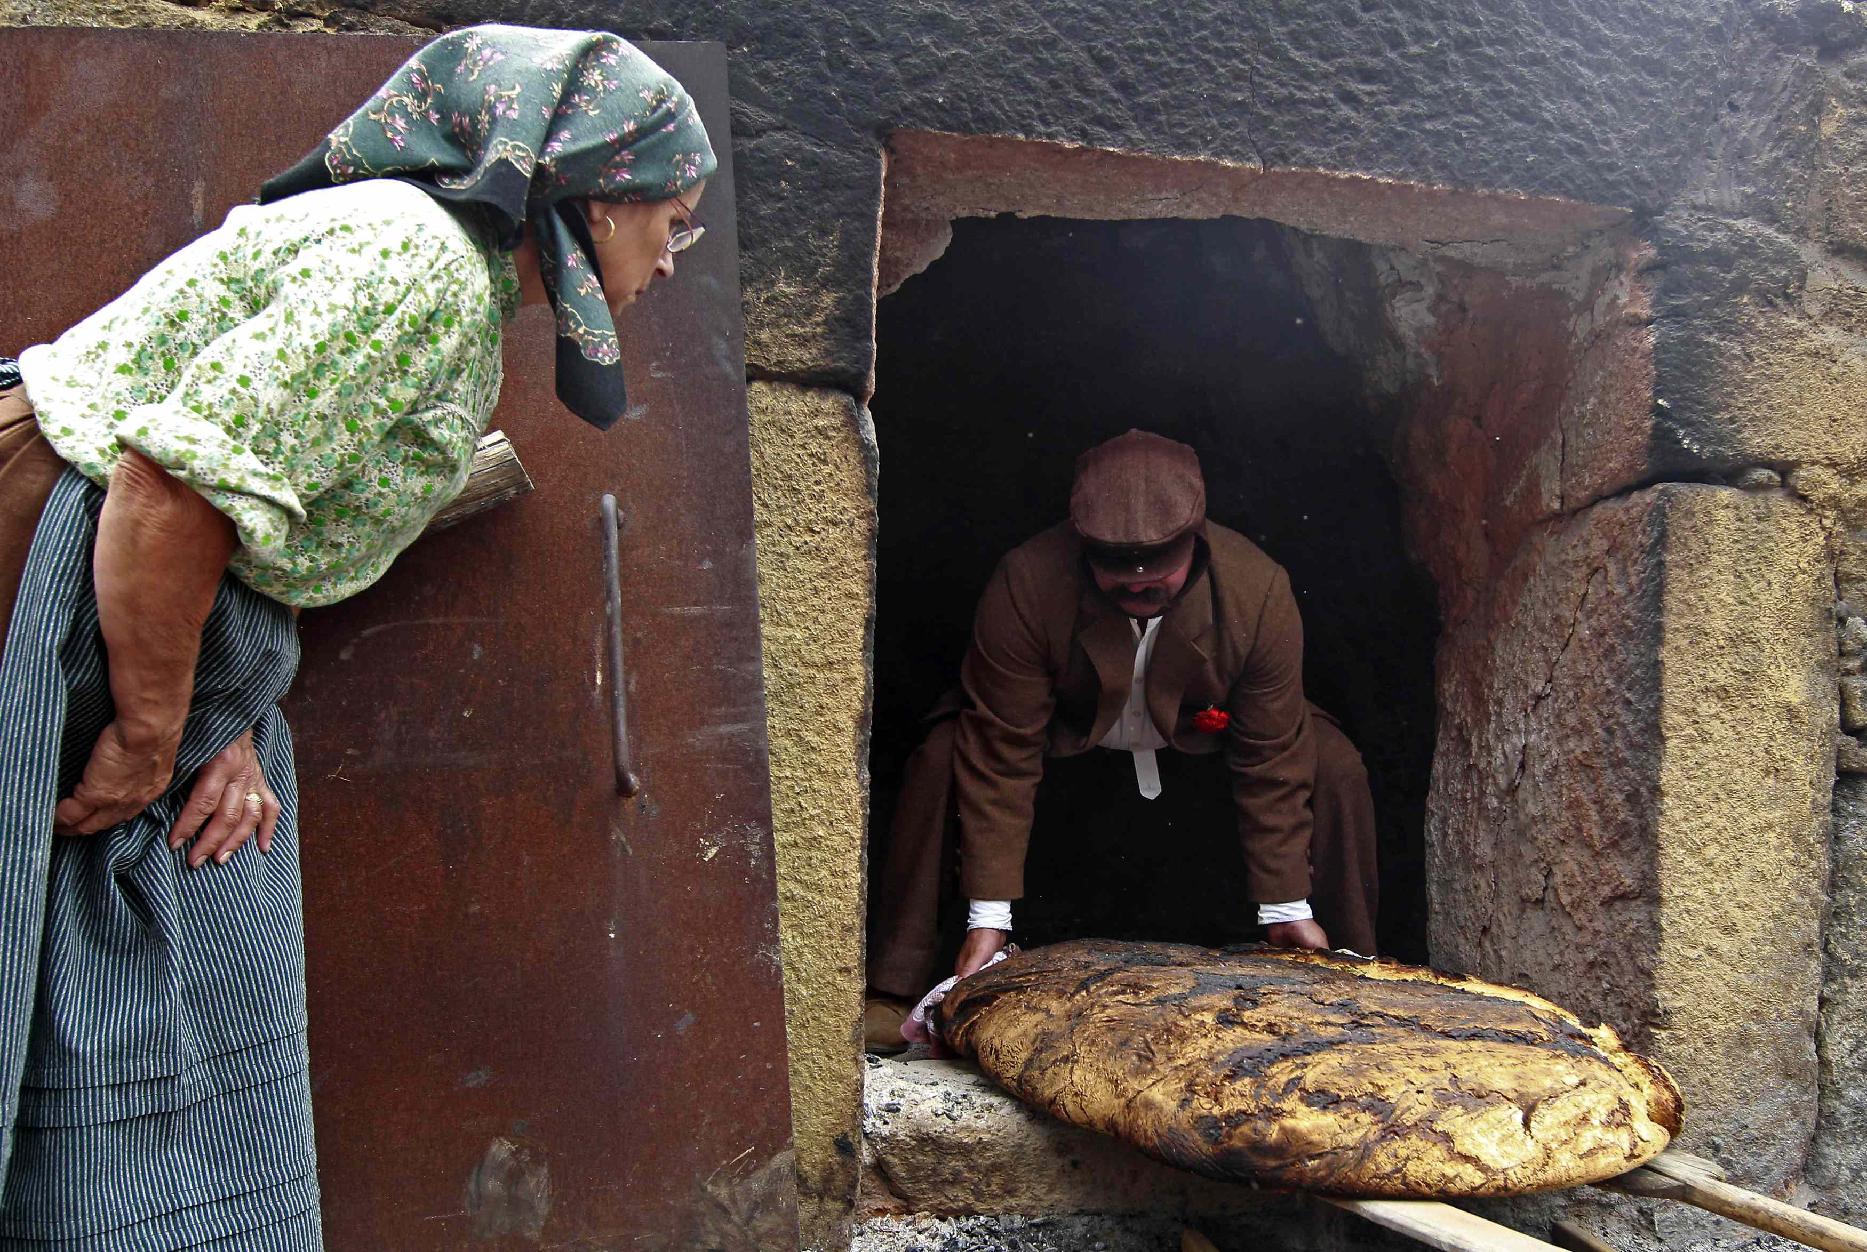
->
xmin=593 ymin=215 xmax=617 ymax=245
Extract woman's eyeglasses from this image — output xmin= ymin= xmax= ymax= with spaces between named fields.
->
xmin=666 ymin=194 xmax=705 ymax=255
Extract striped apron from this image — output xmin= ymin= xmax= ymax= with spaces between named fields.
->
xmin=0 ymin=462 xmax=322 ymax=1248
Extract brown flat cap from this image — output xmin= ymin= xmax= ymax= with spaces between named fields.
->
xmin=1071 ymin=430 xmax=1205 ymax=577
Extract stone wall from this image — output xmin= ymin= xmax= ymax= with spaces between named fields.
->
xmin=746 ymin=383 xmax=880 ymax=1246
xmin=9 ymin=1 xmax=1867 ymax=1247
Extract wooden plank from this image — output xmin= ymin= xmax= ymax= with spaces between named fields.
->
xmin=1323 ymin=1197 xmax=1568 ymax=1252
xmin=1599 ymin=1162 xmax=1867 ymax=1252
xmin=422 ymin=429 xmax=532 ymax=534
xmin=1551 ymin=1218 xmax=1620 ymax=1252
xmin=1644 ymin=1149 xmax=1728 ymax=1185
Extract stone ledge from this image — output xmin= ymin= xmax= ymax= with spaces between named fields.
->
xmin=860 ymin=1054 xmax=1272 ymax=1219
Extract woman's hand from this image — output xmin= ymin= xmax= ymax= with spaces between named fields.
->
xmin=165 ymin=730 xmax=280 ymax=868
xmin=165 ymin=731 xmax=280 ymax=865
xmin=53 ymin=718 xmax=186 ymax=836
xmin=57 ymin=448 xmax=237 ymax=840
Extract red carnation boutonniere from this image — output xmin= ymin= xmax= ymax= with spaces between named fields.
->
xmin=1191 ymin=705 xmax=1230 ymax=734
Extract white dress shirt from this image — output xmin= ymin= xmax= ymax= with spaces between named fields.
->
xmin=969 ymin=614 xmax=1312 ymax=932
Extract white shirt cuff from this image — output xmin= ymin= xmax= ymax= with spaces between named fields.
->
xmin=967 ymin=899 xmax=1013 ymax=931
xmin=1257 ymin=899 xmax=1314 ymax=926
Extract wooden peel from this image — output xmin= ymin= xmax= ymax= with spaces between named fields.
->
xmin=422 ymin=430 xmax=533 ymax=534
xmin=1550 ymin=1219 xmax=1619 ymax=1252
xmin=1597 ymin=1150 xmax=1867 ymax=1252
xmin=1323 ymin=1198 xmax=1572 ymax=1252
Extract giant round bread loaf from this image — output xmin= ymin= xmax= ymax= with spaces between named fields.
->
xmin=934 ymin=939 xmax=1682 ymax=1197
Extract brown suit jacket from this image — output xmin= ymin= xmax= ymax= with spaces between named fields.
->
xmin=952 ymin=520 xmax=1316 ymax=905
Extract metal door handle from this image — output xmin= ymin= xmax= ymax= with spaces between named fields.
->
xmin=601 ymin=494 xmax=642 ymax=797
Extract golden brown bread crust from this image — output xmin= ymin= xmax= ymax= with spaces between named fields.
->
xmin=935 ymin=940 xmax=1683 ymax=1198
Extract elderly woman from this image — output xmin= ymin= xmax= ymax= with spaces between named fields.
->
xmin=0 ymin=25 xmax=712 ymax=1248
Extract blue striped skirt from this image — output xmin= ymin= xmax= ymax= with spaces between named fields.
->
xmin=0 ymin=471 xmax=321 ymax=1249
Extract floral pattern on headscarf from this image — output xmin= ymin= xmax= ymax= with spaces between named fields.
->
xmin=260 ymin=24 xmax=716 ymax=429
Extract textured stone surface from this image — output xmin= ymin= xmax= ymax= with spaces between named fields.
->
xmin=1425 ymin=492 xmax=1666 ymax=1040
xmin=851 ymin=1212 xmax=1347 ymax=1252
xmin=748 ymin=382 xmax=879 ymax=1251
xmin=1811 ymin=774 xmax=1867 ymax=1217
xmin=193 ymin=0 xmax=1772 ymax=386
xmin=1652 ymin=487 xmax=1832 ymax=1188
xmin=1395 ymin=252 xmax=1657 ymax=631
xmin=858 ymin=1058 xmax=1479 ymax=1250
xmin=1842 ymin=676 xmax=1867 ymax=730
xmin=0 ymin=0 xmax=424 ymax=31
xmin=861 ymin=1056 xmax=1268 ymax=1218
xmin=734 ymin=132 xmax=882 ymax=388
xmin=852 ymin=1214 xmax=1186 ymax=1252
xmin=1644 ymin=211 xmax=1867 ymax=474
xmin=1812 ymin=45 xmax=1867 ymax=258
xmin=879 ymin=130 xmax=1632 ymax=284
xmin=368 ymin=0 xmax=1743 ymax=203
xmin=1427 ymin=485 xmax=1832 ymax=1191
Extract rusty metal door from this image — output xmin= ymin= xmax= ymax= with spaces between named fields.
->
xmin=1 ymin=29 xmax=797 ymax=1250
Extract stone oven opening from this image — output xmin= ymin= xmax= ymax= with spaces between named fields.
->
xmin=868 ymin=213 xmax=1438 ymax=961
xmin=864 ymin=131 xmax=1657 ymax=1017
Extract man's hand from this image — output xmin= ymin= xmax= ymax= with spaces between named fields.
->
xmin=53 ymin=718 xmax=185 ymax=836
xmin=955 ymin=927 xmax=1010 ymax=978
xmin=1265 ymin=918 xmax=1330 ymax=950
xmin=166 ymin=729 xmax=281 ymax=867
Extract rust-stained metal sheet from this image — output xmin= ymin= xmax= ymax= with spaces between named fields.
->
xmin=1 ymin=29 xmax=798 ymax=1249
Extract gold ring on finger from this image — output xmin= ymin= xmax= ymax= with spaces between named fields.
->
xmin=244 ymin=791 xmax=262 ymax=808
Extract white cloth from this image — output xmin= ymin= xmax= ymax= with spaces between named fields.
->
xmin=1096 ymin=616 xmax=1168 ymax=798
xmin=967 ymin=899 xmax=1013 ymax=931
xmin=967 ymin=614 xmax=1311 ymax=932
xmin=900 ymin=948 xmax=1014 ymax=1048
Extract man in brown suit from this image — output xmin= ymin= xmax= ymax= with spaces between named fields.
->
xmin=867 ymin=430 xmax=1380 ymax=1044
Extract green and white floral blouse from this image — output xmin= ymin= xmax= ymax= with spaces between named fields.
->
xmin=19 ymin=178 xmax=521 ymax=607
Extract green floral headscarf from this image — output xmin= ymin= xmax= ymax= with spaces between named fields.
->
xmin=261 ymin=24 xmax=716 ymax=429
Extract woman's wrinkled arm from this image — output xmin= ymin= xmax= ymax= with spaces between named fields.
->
xmin=53 ymin=448 xmax=236 ymax=836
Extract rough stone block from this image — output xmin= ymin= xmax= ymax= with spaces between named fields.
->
xmin=854 ymin=1214 xmax=1172 ymax=1252
xmin=735 ymin=132 xmax=882 ymax=390
xmin=860 ymin=1056 xmax=1271 ymax=1219
xmin=1426 ymin=491 xmax=1666 ymax=1038
xmin=1397 ymin=257 xmax=1654 ymax=631
xmin=1649 ymin=211 xmax=1867 ymax=474
xmin=0 ymin=0 xmax=425 ymax=30
xmin=747 ymin=381 xmax=879 ymax=1252
xmin=1839 ymin=614 xmax=1867 ymax=657
xmin=1429 ymin=485 xmax=1832 ymax=1191
xmin=503 ymin=0 xmax=1738 ymax=211
xmin=1811 ymin=774 xmax=1867 ymax=1217
xmin=1814 ymin=49 xmax=1867 ymax=258
xmin=1653 ymin=487 xmax=1832 ymax=1188
xmin=1843 ymin=675 xmax=1867 ymax=730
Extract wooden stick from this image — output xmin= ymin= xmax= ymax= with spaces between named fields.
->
xmin=1323 ymin=1197 xmax=1569 ymax=1252
xmin=423 ymin=430 xmax=533 ymax=534
xmin=1597 ymin=1151 xmax=1867 ymax=1252
xmin=1551 ymin=1218 xmax=1619 ymax=1252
